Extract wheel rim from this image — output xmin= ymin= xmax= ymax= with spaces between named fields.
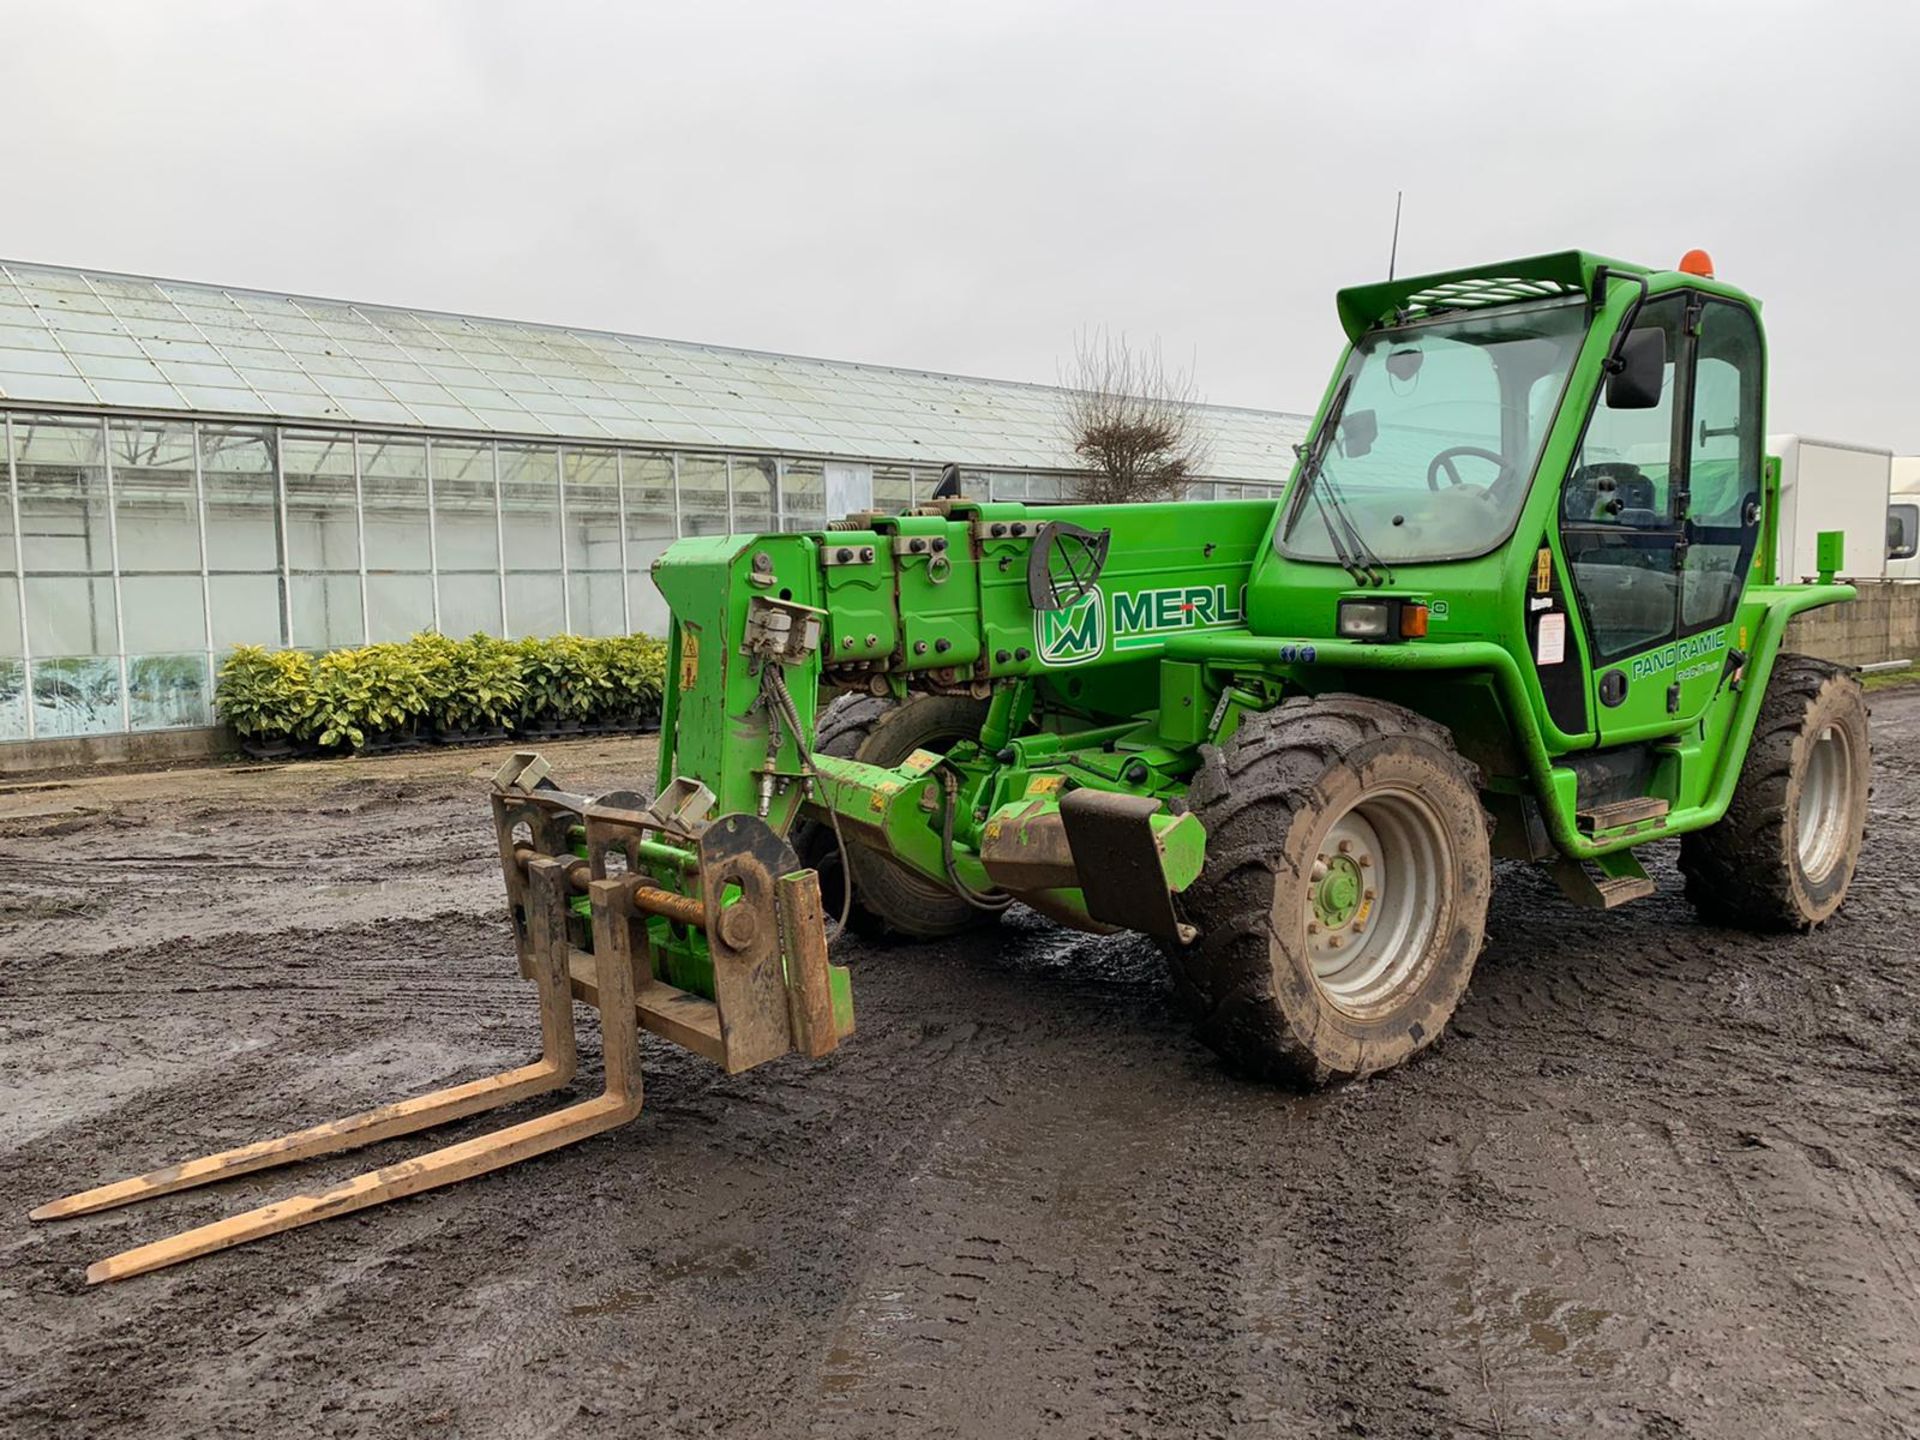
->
xmin=1304 ymin=787 xmax=1451 ymax=1015
xmin=1795 ymin=722 xmax=1855 ymax=882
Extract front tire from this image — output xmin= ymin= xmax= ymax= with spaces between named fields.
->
xmin=1171 ymin=695 xmax=1493 ymax=1086
xmin=1679 ymin=653 xmax=1869 ymax=931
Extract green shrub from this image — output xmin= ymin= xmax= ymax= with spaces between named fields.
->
xmin=305 ymin=643 xmax=429 ymax=750
xmin=215 ymin=646 xmax=314 ymax=741
xmin=598 ymin=634 xmax=667 ymax=719
xmin=413 ymin=631 xmax=527 ymax=733
xmin=214 ymin=630 xmax=662 ymax=749
xmin=515 ymin=633 xmax=614 ymax=727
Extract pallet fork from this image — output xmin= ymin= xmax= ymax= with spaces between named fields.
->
xmin=31 ymin=756 xmax=848 ymax=1283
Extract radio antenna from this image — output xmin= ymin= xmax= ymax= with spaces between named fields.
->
xmin=1387 ymin=190 xmax=1404 ymax=281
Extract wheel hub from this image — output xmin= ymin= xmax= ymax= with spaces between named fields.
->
xmin=1312 ymin=853 xmax=1366 ymax=930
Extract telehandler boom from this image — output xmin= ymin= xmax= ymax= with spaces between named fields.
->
xmin=37 ymin=248 xmax=1870 ymax=1281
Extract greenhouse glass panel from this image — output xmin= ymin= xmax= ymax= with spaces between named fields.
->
xmin=360 ymin=435 xmax=430 ymax=571
xmin=26 ymin=575 xmax=116 ymax=656
xmin=627 ymin=572 xmax=670 ymax=637
xmin=0 ymin=659 xmax=24 ymax=740
xmin=733 ymin=456 xmax=775 ymax=532
xmin=567 ymin=572 xmax=626 ymax=637
xmin=127 ymin=652 xmax=211 ymax=730
xmin=14 ymin=414 xmax=110 ymax=574
xmin=505 ymin=572 xmax=564 ymax=636
xmin=31 ymin=656 xmax=121 ymax=737
xmin=367 ymin=572 xmax=434 ymax=641
xmin=200 ymin=425 xmax=281 ymax=573
xmin=208 ymin=573 xmax=285 ymax=648
xmin=121 ymin=573 xmax=208 ymax=652
xmin=108 ymin=419 xmax=199 ymax=570
xmin=622 ymin=453 xmax=675 ymax=546
xmin=563 ymin=448 xmax=622 ymax=571
xmin=437 ymin=572 xmax=502 ymax=637
xmin=779 ymin=458 xmax=824 ymax=531
xmin=499 ymin=445 xmax=561 ymax=570
xmin=431 ymin=440 xmax=499 ymax=569
xmin=678 ymin=455 xmax=728 ymax=536
xmin=0 ymin=576 xmax=20 ymax=656
xmin=282 ymin=431 xmax=359 ymax=571
xmin=289 ymin=573 xmax=364 ymax=650
xmin=873 ymin=464 xmax=914 ymax=513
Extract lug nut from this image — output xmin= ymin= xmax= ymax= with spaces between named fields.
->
xmin=1328 ymin=935 xmax=1344 ymax=949
xmin=1337 ymin=839 xmax=1353 ymax=855
xmin=1311 ymin=860 xmax=1328 ymax=882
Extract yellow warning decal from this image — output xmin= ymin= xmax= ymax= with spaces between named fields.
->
xmin=1534 ymin=548 xmax=1552 ymax=594
xmin=678 ymin=626 xmax=702 ymax=691
xmin=901 ymin=749 xmax=941 ymax=776
xmin=1027 ymin=774 xmax=1065 ymax=794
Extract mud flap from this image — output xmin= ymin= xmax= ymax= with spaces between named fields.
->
xmin=1058 ymin=789 xmax=1197 ymax=944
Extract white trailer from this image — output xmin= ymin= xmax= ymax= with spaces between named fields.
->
xmin=1767 ymin=435 xmax=1893 ymax=582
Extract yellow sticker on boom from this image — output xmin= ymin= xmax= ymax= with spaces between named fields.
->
xmin=1027 ymin=774 xmax=1065 ymax=794
xmin=901 ymin=749 xmax=941 ymax=776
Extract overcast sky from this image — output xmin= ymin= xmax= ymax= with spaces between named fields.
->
xmin=4 ymin=1 xmax=1917 ymax=446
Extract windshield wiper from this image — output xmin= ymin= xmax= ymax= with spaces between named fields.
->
xmin=1317 ymin=462 xmax=1394 ymax=587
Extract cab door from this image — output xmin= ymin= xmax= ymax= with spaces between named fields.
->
xmin=1670 ymin=300 xmax=1765 ymax=723
xmin=1558 ymin=293 xmax=1691 ymax=739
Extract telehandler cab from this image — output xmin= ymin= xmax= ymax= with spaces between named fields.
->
xmin=38 ymin=248 xmax=1869 ymax=1282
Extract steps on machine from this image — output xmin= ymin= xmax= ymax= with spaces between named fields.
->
xmin=1575 ymin=796 xmax=1671 ymax=837
xmin=1551 ymin=855 xmax=1657 ymax=911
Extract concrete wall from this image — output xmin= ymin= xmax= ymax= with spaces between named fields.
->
xmin=0 ymin=725 xmax=230 ymax=779
xmin=1784 ymin=580 xmax=1920 ymax=668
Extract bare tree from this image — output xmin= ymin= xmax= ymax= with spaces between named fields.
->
xmin=1058 ymin=331 xmax=1212 ymax=504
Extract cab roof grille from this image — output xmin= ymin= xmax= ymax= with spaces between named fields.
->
xmin=1396 ymin=275 xmax=1584 ymax=318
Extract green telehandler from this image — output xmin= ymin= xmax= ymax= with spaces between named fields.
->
xmin=38 ymin=248 xmax=1870 ymax=1282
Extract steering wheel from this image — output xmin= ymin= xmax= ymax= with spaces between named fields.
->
xmin=1427 ymin=445 xmax=1509 ymax=492
xmin=1564 ymin=461 xmax=1650 ymax=522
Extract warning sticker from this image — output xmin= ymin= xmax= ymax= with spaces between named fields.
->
xmin=678 ymin=627 xmax=701 ymax=691
xmin=1534 ymin=548 xmax=1553 ymax=594
xmin=1537 ymin=611 xmax=1566 ymax=666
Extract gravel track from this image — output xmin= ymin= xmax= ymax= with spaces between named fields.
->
xmin=3 ymin=702 xmax=1919 ymax=1438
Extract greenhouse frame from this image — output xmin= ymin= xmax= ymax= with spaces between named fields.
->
xmin=0 ymin=260 xmax=1307 ymax=744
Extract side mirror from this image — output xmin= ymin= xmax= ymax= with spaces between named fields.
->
xmin=1338 ymin=408 xmax=1378 ymax=459
xmin=1606 ymin=327 xmax=1665 ymax=410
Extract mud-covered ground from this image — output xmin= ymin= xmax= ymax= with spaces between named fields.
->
xmin=3 ymin=698 xmax=1920 ymax=1439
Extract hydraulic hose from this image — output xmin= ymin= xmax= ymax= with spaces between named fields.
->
xmin=940 ymin=766 xmax=1013 ymax=912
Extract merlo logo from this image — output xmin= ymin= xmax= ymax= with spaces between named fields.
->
xmin=1035 ymin=585 xmax=1106 ymax=666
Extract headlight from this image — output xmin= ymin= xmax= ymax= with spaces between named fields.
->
xmin=1336 ymin=597 xmax=1430 ymax=641
xmin=1337 ymin=600 xmax=1392 ymax=638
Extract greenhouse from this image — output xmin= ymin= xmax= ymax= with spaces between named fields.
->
xmin=0 ymin=260 xmax=1307 ymax=744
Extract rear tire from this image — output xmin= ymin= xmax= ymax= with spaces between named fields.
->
xmin=1171 ymin=694 xmax=1492 ymax=1086
xmin=1679 ymin=653 xmax=1869 ymax=931
xmin=797 ymin=692 xmax=996 ymax=940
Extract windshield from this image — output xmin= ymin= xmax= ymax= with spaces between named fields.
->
xmin=1279 ymin=298 xmax=1590 ymax=567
